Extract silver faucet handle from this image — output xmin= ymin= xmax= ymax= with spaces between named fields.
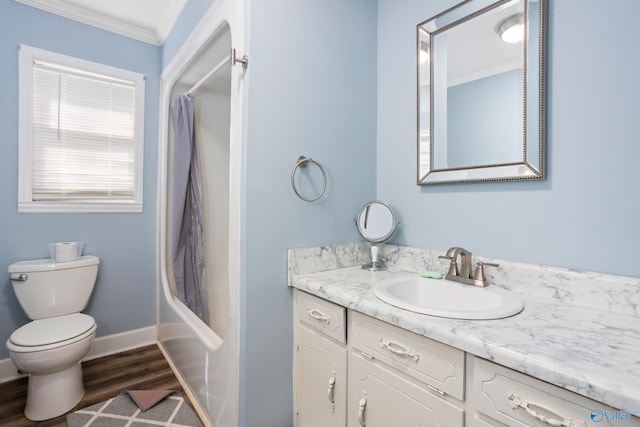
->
xmin=473 ymin=262 xmax=499 ymax=284
xmin=438 ymin=255 xmax=458 ymax=276
xmin=479 ymin=262 xmax=499 ymax=267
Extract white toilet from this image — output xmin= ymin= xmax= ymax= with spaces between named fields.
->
xmin=6 ymin=255 xmax=100 ymax=421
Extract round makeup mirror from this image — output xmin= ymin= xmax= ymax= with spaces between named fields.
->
xmin=354 ymin=201 xmax=399 ymax=271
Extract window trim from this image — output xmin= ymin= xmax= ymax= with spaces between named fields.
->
xmin=18 ymin=44 xmax=145 ymax=213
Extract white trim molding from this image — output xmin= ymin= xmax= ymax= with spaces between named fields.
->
xmin=14 ymin=0 xmax=186 ymax=46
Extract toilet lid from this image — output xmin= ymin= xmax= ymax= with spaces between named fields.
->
xmin=10 ymin=313 xmax=95 ymax=347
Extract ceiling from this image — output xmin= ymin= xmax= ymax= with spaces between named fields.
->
xmin=15 ymin=0 xmax=187 ymax=46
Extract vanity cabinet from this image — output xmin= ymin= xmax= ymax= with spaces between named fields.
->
xmin=294 ymin=291 xmax=347 ymax=427
xmin=294 ymin=291 xmax=464 ymax=427
xmin=294 ymin=289 xmax=639 ymax=427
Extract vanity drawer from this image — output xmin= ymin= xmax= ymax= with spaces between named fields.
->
xmin=469 ymin=356 xmax=640 ymax=427
xmin=296 ymin=290 xmax=346 ymax=344
xmin=349 ymin=311 xmax=465 ymax=400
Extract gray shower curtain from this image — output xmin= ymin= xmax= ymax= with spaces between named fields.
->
xmin=170 ymin=94 xmax=209 ymax=324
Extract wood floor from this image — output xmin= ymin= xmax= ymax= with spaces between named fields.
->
xmin=0 ymin=344 xmax=198 ymax=427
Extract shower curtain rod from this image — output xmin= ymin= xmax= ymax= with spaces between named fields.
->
xmin=185 ymin=53 xmax=231 ymax=96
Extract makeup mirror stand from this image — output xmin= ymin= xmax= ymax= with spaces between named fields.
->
xmin=363 ymin=243 xmax=386 ymax=272
xmin=354 ymin=201 xmax=400 ymax=272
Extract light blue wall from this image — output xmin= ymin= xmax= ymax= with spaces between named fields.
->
xmin=242 ymin=1 xmax=377 ymax=425
xmin=161 ymin=0 xmax=216 ymax=68
xmin=0 ymin=3 xmax=161 ymax=359
xmin=159 ymin=1 xmax=377 ymax=426
xmin=378 ymin=0 xmax=640 ymax=278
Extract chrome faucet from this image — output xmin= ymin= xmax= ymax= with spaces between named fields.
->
xmin=438 ymin=247 xmax=499 ymax=287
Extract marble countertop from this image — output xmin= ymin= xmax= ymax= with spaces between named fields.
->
xmin=290 ymin=265 xmax=640 ymax=411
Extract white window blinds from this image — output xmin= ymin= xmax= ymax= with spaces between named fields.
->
xmin=18 ymin=45 xmax=144 ymax=213
xmin=32 ymin=60 xmax=136 ymax=200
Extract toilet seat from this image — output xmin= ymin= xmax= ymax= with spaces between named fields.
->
xmin=8 ymin=313 xmax=96 ymax=353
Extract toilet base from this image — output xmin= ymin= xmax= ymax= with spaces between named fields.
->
xmin=24 ymin=362 xmax=84 ymax=421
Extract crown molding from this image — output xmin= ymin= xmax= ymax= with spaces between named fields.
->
xmin=15 ymin=0 xmax=185 ymax=46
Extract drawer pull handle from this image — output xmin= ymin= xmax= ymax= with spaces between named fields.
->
xmin=327 ymin=376 xmax=336 ymax=404
xmin=307 ymin=308 xmax=331 ymax=324
xmin=358 ymin=397 xmax=367 ymax=426
xmin=508 ymin=393 xmax=585 ymax=427
xmin=380 ymin=338 xmax=420 ymax=362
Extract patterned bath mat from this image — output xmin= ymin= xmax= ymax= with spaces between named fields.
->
xmin=66 ymin=391 xmax=204 ymax=426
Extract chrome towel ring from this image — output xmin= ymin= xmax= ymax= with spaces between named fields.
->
xmin=291 ymin=156 xmax=327 ymax=202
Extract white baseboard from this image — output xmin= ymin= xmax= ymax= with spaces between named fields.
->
xmin=0 ymin=325 xmax=158 ymax=383
xmin=85 ymin=325 xmax=157 ymax=361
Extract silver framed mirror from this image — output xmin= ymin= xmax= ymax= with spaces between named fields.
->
xmin=417 ymin=0 xmax=545 ymax=185
xmin=354 ymin=201 xmax=399 ymax=271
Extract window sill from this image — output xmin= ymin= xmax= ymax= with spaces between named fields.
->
xmin=18 ymin=202 xmax=143 ymax=214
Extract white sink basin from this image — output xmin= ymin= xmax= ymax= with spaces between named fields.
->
xmin=373 ymin=276 xmax=524 ymax=320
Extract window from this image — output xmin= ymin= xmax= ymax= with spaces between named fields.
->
xmin=18 ymin=45 xmax=145 ymax=213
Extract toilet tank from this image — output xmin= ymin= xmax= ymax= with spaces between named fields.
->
xmin=8 ymin=255 xmax=100 ymax=320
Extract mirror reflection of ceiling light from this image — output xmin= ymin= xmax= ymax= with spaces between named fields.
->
xmin=496 ymin=13 xmax=525 ymax=43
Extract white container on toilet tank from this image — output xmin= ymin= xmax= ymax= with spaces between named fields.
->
xmin=49 ymin=241 xmax=83 ymax=263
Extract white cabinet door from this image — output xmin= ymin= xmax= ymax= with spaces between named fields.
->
xmin=295 ymin=324 xmax=347 ymax=427
xmin=348 ymin=351 xmax=464 ymax=427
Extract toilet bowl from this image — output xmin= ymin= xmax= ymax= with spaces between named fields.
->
xmin=7 ymin=255 xmax=99 ymax=421
xmin=7 ymin=313 xmax=97 ymax=421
